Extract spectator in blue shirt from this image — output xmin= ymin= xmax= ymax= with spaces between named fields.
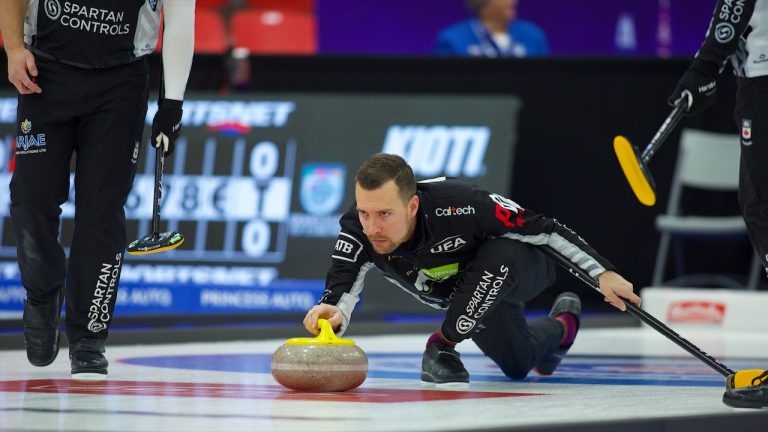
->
xmin=434 ymin=0 xmax=549 ymax=57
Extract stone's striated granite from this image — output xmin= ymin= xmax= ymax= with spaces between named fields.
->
xmin=271 ymin=343 xmax=368 ymax=392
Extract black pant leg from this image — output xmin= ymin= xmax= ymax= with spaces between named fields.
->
xmin=471 ymin=299 xmax=563 ymax=379
xmin=65 ymin=60 xmax=149 ymax=343
xmin=9 ymin=59 xmax=77 ymax=304
xmin=439 ymin=238 xmax=562 ymax=377
xmin=735 ymin=76 xmax=768 ymax=275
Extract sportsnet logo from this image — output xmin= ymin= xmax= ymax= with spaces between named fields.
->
xmin=145 ymin=100 xmax=297 ymax=136
xmin=667 ymin=301 xmax=726 ymax=324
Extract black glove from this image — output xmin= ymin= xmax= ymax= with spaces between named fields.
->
xmin=151 ymin=98 xmax=183 ymax=155
xmin=667 ymin=59 xmax=719 ymax=115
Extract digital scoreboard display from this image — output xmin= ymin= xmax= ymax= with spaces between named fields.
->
xmin=0 ymin=92 xmax=521 ymax=317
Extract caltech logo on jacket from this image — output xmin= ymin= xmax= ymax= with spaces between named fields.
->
xmin=435 ymin=205 xmax=475 ymax=216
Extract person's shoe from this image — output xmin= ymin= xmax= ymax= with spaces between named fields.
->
xmin=23 ymin=290 xmax=64 ymax=367
xmin=70 ymin=338 xmax=108 ymax=379
xmin=420 ymin=339 xmax=469 ymax=385
xmin=535 ymin=291 xmax=581 ymax=376
xmin=723 ymin=371 xmax=768 ymax=409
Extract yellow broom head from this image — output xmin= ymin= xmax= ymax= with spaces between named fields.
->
xmin=726 ymin=369 xmax=768 ymax=389
xmin=613 ymin=135 xmax=656 ymax=207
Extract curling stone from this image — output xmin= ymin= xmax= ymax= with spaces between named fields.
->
xmin=271 ymin=319 xmax=368 ymax=392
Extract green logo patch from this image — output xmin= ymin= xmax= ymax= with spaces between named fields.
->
xmin=421 ymin=263 xmax=459 ymax=280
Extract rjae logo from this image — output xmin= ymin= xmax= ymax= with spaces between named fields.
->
xmin=16 ymin=134 xmax=46 ymax=151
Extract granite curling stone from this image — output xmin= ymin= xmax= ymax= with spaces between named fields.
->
xmin=271 ymin=319 xmax=368 ymax=392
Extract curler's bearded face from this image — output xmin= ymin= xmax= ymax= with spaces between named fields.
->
xmin=355 ymin=180 xmax=419 ymax=255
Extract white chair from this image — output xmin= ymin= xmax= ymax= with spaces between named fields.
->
xmin=651 ymin=128 xmax=761 ymax=290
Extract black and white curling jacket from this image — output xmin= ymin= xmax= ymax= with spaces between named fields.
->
xmin=319 ymin=178 xmax=617 ymax=334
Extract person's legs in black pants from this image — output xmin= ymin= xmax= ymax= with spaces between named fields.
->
xmin=467 ymin=241 xmax=563 ymax=379
xmin=472 ymin=297 xmax=563 ymax=379
xmin=437 ymin=237 xmax=564 ymax=379
xmin=10 ymin=58 xmax=77 ymax=366
xmin=65 ymin=61 xmax=148 ymax=352
xmin=735 ymin=76 xmax=768 ymax=278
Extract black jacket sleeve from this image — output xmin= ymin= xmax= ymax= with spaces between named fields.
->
xmin=477 ymin=190 xmax=617 ymax=280
xmin=317 ymin=207 xmax=374 ymax=334
xmin=697 ymin=0 xmax=756 ymax=68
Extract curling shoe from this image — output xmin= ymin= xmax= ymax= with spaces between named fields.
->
xmin=23 ymin=290 xmax=64 ymax=367
xmin=536 ymin=291 xmax=581 ymax=375
xmin=723 ymin=371 xmax=768 ymax=409
xmin=421 ymin=339 xmax=469 ymax=385
xmin=70 ymin=338 xmax=108 ymax=379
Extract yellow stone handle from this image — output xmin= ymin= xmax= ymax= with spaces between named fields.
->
xmin=285 ymin=318 xmax=355 ymax=346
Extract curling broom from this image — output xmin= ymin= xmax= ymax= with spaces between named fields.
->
xmin=613 ymin=98 xmax=687 ymax=206
xmin=540 ymin=245 xmax=764 ymax=389
xmin=127 ymin=146 xmax=185 ymax=255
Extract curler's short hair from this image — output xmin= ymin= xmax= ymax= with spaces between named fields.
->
xmin=355 ymin=153 xmax=417 ymax=204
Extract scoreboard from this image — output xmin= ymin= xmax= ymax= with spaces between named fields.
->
xmin=0 ymin=92 xmax=521 ymax=317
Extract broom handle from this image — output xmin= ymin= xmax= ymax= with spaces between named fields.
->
xmin=641 ymin=100 xmax=687 ymax=164
xmin=540 ymin=245 xmax=735 ymax=377
xmin=151 ymin=147 xmax=164 ymax=238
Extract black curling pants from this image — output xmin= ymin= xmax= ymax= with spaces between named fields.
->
xmin=10 ymin=56 xmax=148 ymax=344
xmin=441 ymin=238 xmax=564 ymax=379
xmin=735 ymin=75 xmax=768 ymax=279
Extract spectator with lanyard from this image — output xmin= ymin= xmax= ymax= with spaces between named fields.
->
xmin=434 ymin=0 xmax=549 ymax=58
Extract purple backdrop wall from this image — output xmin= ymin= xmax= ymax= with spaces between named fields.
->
xmin=316 ymin=0 xmax=717 ymax=57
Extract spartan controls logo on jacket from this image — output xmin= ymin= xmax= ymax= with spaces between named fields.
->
xmin=435 ymin=205 xmax=475 ymax=216
xmin=457 ymin=264 xmax=509 ymax=334
xmin=714 ymin=0 xmax=746 ymax=44
xmin=44 ymin=0 xmax=131 ymax=36
xmin=87 ymin=253 xmax=122 ymax=333
xmin=455 ymin=315 xmax=476 ymax=335
xmin=16 ymin=119 xmax=47 ymax=155
xmin=44 ymin=0 xmax=61 ymax=20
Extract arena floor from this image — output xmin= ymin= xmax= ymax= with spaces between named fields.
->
xmin=1 ymin=323 xmax=767 ymax=432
